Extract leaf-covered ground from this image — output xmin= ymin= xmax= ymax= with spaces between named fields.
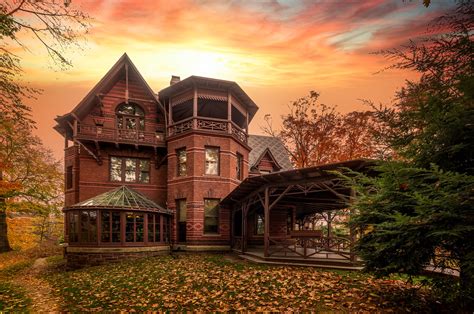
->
xmin=46 ymin=254 xmax=437 ymax=312
xmin=0 ymin=244 xmax=62 ymax=311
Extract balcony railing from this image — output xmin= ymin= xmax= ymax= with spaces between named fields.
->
xmin=168 ymin=117 xmax=248 ymax=144
xmin=76 ymin=124 xmax=165 ymax=146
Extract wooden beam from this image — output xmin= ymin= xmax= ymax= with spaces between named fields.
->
xmin=269 ymin=185 xmax=294 ymax=211
xmin=94 ymin=140 xmax=101 ymax=159
xmin=319 ymin=182 xmax=350 ymax=203
xmin=264 ymin=187 xmax=270 ymax=257
xmin=75 ymin=140 xmax=102 ymax=165
xmin=125 ymin=63 xmax=129 ymax=104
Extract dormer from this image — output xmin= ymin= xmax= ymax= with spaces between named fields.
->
xmin=159 ymin=76 xmax=258 ymax=145
xmin=248 ymin=135 xmax=293 ymax=176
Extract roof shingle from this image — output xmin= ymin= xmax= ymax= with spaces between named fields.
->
xmin=248 ymin=135 xmax=293 ymax=171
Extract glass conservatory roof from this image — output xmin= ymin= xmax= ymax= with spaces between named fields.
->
xmin=65 ymin=185 xmax=171 ymax=214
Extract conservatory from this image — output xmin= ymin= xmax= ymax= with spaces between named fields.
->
xmin=63 ymin=185 xmax=172 ymax=267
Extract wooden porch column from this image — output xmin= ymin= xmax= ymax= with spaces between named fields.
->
xmin=227 ymin=91 xmax=232 ymax=134
xmin=245 ymin=111 xmax=249 ymax=135
xmin=264 ymin=187 xmax=270 ymax=257
xmin=242 ymin=204 xmax=248 ymax=253
xmin=73 ymin=119 xmax=78 ymax=137
xmin=193 ymin=86 xmax=198 ymax=129
xmin=349 ymin=188 xmax=356 ymax=262
xmin=160 ymin=215 xmax=164 ymax=243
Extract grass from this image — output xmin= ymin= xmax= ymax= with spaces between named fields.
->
xmin=46 ymin=254 xmax=437 ymax=312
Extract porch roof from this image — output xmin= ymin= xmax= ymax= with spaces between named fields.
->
xmin=64 ymin=185 xmax=171 ymax=214
xmin=221 ymin=159 xmax=374 ymax=215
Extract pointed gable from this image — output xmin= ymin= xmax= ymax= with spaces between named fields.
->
xmin=54 ymin=53 xmax=163 ymax=135
xmin=248 ymin=135 xmax=293 ymax=173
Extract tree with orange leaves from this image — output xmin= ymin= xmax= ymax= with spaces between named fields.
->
xmin=0 ymin=119 xmax=63 ymax=252
xmin=263 ymin=91 xmax=381 ymax=168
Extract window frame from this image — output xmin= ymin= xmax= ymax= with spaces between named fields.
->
xmin=204 ymin=146 xmax=220 ymax=176
xmin=125 ymin=212 xmax=145 ymax=243
xmin=68 ymin=210 xmax=98 ymax=244
xmin=203 ymin=198 xmax=220 ymax=235
xmin=176 ymin=148 xmax=187 ymax=177
xmin=109 ymin=156 xmax=150 ymax=183
xmin=236 ymin=153 xmax=243 ymax=180
xmin=116 ymin=103 xmax=145 ymax=131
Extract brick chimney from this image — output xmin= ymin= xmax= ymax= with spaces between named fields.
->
xmin=170 ymin=75 xmax=180 ymax=85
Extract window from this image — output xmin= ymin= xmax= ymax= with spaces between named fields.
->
xmin=66 ymin=166 xmax=73 ymax=190
xmin=125 ymin=212 xmax=144 ymax=242
xmin=204 ymin=198 xmax=219 ymax=234
xmin=101 ymin=211 xmax=122 ymax=243
xmin=205 ymin=147 xmax=219 ymax=175
xmin=255 ymin=213 xmax=264 ymax=235
xmin=68 ymin=212 xmax=79 ymax=243
xmin=147 ymin=214 xmax=161 ymax=242
xmin=116 ymin=103 xmax=145 ymax=131
xmin=177 ymin=148 xmax=187 ymax=176
xmin=69 ymin=210 xmax=97 ymax=243
xmin=110 ymin=157 xmax=150 ymax=183
xmin=236 ymin=153 xmax=243 ymax=180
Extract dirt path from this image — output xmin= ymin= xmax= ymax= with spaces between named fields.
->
xmin=13 ymin=257 xmax=61 ymax=312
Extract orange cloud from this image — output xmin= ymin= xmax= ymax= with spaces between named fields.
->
xmin=12 ymin=0 xmax=455 ymax=160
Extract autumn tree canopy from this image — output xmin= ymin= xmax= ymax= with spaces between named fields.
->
xmin=0 ymin=0 xmax=89 ymax=252
xmin=0 ymin=0 xmax=90 ymax=124
xmin=263 ymin=91 xmax=381 ymax=168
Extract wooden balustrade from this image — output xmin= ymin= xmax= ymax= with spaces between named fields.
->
xmin=76 ymin=124 xmax=165 ymax=146
xmin=267 ymin=235 xmax=352 ymax=260
xmin=168 ymin=117 xmax=248 ymax=144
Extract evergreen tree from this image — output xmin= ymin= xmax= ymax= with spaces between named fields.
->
xmin=345 ymin=2 xmax=474 ymax=307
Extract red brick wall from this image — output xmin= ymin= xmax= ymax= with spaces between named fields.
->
xmin=246 ymin=208 xmax=289 ymax=246
xmin=167 ymin=132 xmax=250 ymax=245
xmin=64 ymin=75 xmax=167 ymax=207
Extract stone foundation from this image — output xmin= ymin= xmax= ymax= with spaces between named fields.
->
xmin=65 ymin=246 xmax=170 ymax=269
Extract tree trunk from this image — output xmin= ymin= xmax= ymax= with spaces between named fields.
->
xmin=0 ymin=169 xmax=12 ymax=252
xmin=0 ymin=198 xmax=12 ymax=252
xmin=459 ymin=260 xmax=474 ymax=309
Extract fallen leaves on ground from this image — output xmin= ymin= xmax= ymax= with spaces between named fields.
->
xmin=47 ymin=254 xmax=435 ymax=312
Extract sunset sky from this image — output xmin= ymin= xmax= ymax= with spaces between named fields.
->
xmin=15 ymin=0 xmax=456 ymax=160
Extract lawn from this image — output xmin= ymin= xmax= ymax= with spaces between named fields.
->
xmin=45 ymin=254 xmax=436 ymax=312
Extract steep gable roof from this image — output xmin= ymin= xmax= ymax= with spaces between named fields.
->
xmin=54 ymin=53 xmax=160 ymax=133
xmin=248 ymin=135 xmax=293 ymax=171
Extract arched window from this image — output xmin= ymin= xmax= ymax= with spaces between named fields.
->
xmin=116 ymin=103 xmax=145 ymax=131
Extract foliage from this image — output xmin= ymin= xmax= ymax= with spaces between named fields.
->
xmin=344 ymin=2 xmax=474 ymax=308
xmin=0 ymin=0 xmax=90 ymax=125
xmin=0 ymin=118 xmax=63 ymax=252
xmin=46 ymin=254 xmax=438 ymax=312
xmin=372 ymin=2 xmax=474 ymax=174
xmin=263 ymin=91 xmax=381 ymax=168
xmin=7 ymin=215 xmax=63 ymax=250
xmin=343 ymin=163 xmax=473 ymax=274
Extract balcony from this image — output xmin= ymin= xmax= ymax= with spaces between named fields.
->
xmin=76 ymin=124 xmax=165 ymax=147
xmin=168 ymin=117 xmax=247 ymax=144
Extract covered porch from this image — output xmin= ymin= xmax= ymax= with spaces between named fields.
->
xmin=221 ymin=159 xmax=371 ymax=267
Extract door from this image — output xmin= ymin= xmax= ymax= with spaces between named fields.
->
xmin=177 ymin=199 xmax=187 ymax=242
